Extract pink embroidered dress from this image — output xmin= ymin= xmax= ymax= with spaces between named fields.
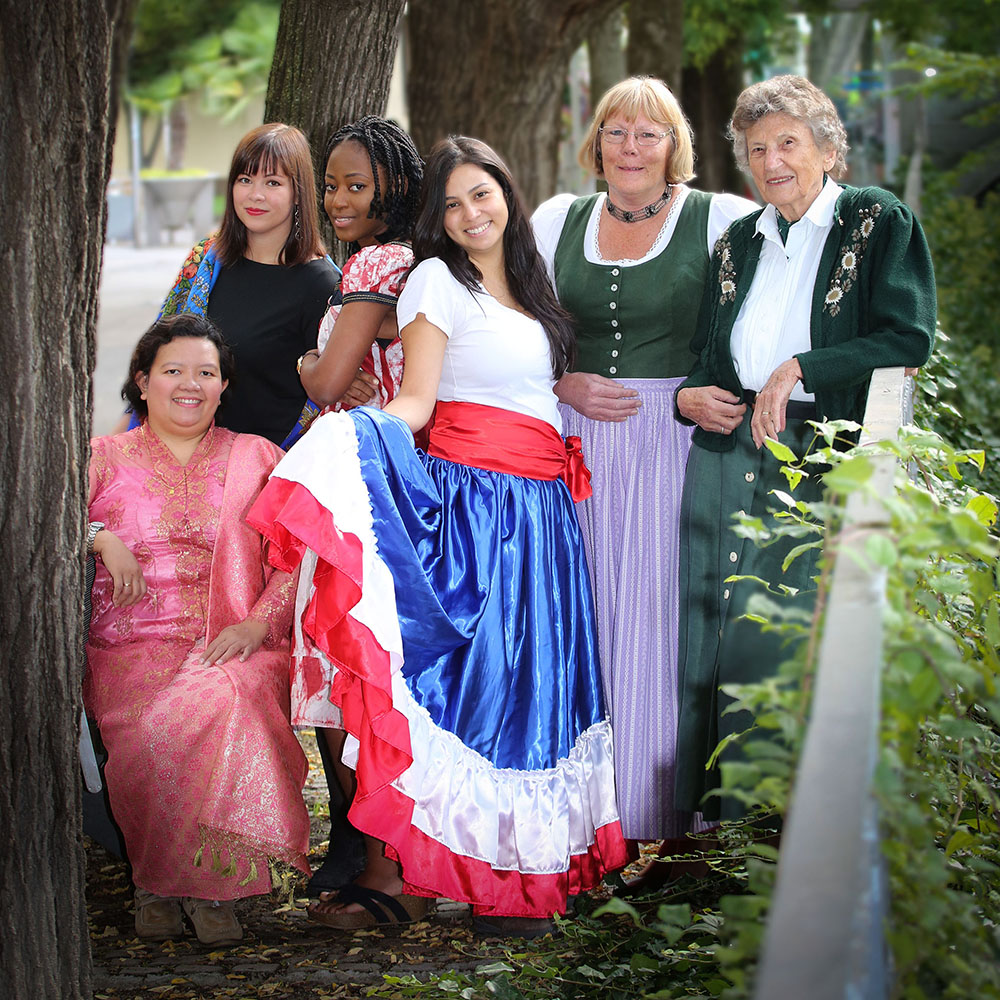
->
xmin=84 ymin=426 xmax=310 ymax=900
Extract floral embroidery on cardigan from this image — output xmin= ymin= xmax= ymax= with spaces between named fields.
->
xmin=824 ymin=203 xmax=882 ymax=316
xmin=715 ymin=231 xmax=737 ymax=303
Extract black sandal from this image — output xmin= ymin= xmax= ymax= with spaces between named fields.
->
xmin=307 ymin=883 xmax=430 ymax=929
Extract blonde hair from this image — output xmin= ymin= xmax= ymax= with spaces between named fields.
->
xmin=578 ymin=76 xmax=695 ymax=185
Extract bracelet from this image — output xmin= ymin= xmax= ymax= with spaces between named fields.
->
xmin=86 ymin=521 xmax=105 ymax=554
xmin=296 ymin=350 xmax=320 ymax=374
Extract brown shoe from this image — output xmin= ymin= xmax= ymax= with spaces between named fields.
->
xmin=134 ymin=888 xmax=184 ymax=940
xmin=181 ymin=897 xmax=243 ymax=946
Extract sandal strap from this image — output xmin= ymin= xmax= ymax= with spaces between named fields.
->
xmin=334 ymin=883 xmax=411 ymax=924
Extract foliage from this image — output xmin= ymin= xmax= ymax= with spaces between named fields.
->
xmin=869 ymin=0 xmax=1000 ymax=57
xmin=697 ymin=415 xmax=1000 ymax=997
xmin=894 ymin=43 xmax=1000 ymax=194
xmin=897 ymin=44 xmax=1000 ymax=112
xmin=921 ymin=190 xmax=1000 ymax=350
xmin=371 ymin=871 xmax=745 ymax=999
xmin=129 ymin=0 xmax=249 ymax=85
xmin=914 ymin=334 xmax=1000 ymax=500
xmin=127 ymin=0 xmax=279 ymax=122
xmin=915 ymin=172 xmax=1000 ymax=500
xmin=683 ymin=0 xmax=795 ymax=73
xmin=892 ymin=32 xmax=1000 ymax=499
xmin=360 ymin=408 xmax=999 ymax=997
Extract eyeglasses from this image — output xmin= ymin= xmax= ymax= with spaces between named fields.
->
xmin=599 ymin=126 xmax=672 ymax=146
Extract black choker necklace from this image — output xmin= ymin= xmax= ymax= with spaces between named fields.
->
xmin=605 ymin=186 xmax=672 ymax=223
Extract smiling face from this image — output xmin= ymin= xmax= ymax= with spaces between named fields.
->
xmin=599 ymin=111 xmax=672 ymax=207
xmin=232 ymin=163 xmax=295 ymax=243
xmin=745 ymin=112 xmax=836 ymax=222
xmin=324 ymin=140 xmax=390 ymax=247
xmin=137 ymin=337 xmax=228 ymax=441
xmin=442 ymin=163 xmax=509 ymax=267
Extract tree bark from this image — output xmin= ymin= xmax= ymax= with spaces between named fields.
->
xmin=265 ymin=0 xmax=406 ymax=251
xmin=166 ymin=101 xmax=189 ymax=171
xmin=0 ymin=1 xmax=135 ymax=997
xmin=626 ymin=0 xmax=685 ymax=95
xmin=587 ymin=5 xmax=627 ymax=111
xmin=407 ymin=0 xmax=623 ymax=210
xmin=681 ymin=45 xmax=747 ymax=195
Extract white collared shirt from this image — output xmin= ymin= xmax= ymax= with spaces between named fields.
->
xmin=729 ymin=179 xmax=842 ymax=400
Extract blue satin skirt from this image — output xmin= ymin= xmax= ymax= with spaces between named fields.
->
xmin=352 ymin=408 xmax=606 ymax=772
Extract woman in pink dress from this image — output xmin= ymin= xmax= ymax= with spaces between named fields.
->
xmin=85 ymin=313 xmax=310 ymax=946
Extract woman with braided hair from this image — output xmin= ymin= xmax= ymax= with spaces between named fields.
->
xmin=284 ymin=116 xmax=427 ymax=905
xmin=295 ymin=116 xmax=424 ymax=424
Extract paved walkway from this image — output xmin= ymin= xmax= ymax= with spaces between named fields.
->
xmin=94 ymin=243 xmax=187 ymax=436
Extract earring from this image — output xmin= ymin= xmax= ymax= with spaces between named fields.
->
xmin=293 ymin=204 xmax=301 ymax=240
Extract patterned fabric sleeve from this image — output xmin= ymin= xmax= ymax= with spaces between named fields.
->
xmin=247 ymin=563 xmax=298 ymax=648
xmin=340 ymin=242 xmax=412 ymax=308
xmin=159 ymin=234 xmax=217 ymax=316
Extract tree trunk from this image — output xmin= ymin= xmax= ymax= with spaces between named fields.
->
xmin=265 ymin=0 xmax=406 ymax=251
xmin=626 ymin=0 xmax=685 ymax=95
xmin=681 ymin=45 xmax=747 ymax=196
xmin=167 ymin=100 xmax=188 ymax=171
xmin=587 ymin=5 xmax=627 ymax=110
xmin=407 ymin=0 xmax=623 ymax=211
xmin=0 ymin=1 xmax=135 ymax=997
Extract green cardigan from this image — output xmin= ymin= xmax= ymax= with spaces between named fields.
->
xmin=680 ymin=184 xmax=937 ymax=452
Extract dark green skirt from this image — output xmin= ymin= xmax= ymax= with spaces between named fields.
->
xmin=674 ymin=413 xmax=823 ymax=821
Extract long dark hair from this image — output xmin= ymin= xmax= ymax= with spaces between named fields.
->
xmin=412 ymin=136 xmax=575 ymax=379
xmin=122 ymin=314 xmax=235 ymax=417
xmin=325 ymin=115 xmax=424 ymax=257
xmin=215 ymin=123 xmax=326 ymax=268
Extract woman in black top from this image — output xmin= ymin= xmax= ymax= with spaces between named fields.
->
xmin=157 ymin=123 xmax=340 ymax=445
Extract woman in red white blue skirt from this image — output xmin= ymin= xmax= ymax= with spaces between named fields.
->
xmin=249 ymin=136 xmax=629 ymax=935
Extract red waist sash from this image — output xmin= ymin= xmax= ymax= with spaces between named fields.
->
xmin=426 ymin=400 xmax=592 ymax=502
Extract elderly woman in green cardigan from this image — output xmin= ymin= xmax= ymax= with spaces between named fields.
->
xmin=674 ymin=75 xmax=936 ymax=823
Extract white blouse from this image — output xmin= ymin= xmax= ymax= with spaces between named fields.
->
xmin=396 ymin=257 xmax=562 ymax=431
xmin=729 ymin=179 xmax=843 ymax=400
xmin=531 ymin=186 xmax=758 ymax=282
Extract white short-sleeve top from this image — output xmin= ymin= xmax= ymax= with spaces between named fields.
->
xmin=396 ymin=257 xmax=561 ymax=432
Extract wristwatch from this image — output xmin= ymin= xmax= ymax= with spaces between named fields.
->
xmin=86 ymin=521 xmax=105 ymax=554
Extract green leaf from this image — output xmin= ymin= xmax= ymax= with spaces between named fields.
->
xmin=475 ymin=962 xmax=514 ymax=975
xmin=764 ymin=437 xmax=798 ymax=463
xmin=592 ymin=896 xmax=643 ymax=925
xmin=864 ymin=533 xmax=899 ymax=568
xmin=908 ymin=668 xmax=941 ymax=711
xmin=655 ymin=903 xmax=692 ymax=927
xmin=781 ymin=466 xmax=805 ymax=491
xmin=985 ymin=596 xmax=1000 ymax=647
xmin=945 ymin=828 xmax=977 ymax=856
xmin=781 ymin=540 xmax=821 ymax=571
xmin=630 ymin=953 xmax=659 ymax=972
xmin=822 ymin=454 xmax=874 ymax=492
xmin=966 ymin=493 xmax=998 ymax=526
xmin=770 ymin=489 xmax=802 ymax=510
